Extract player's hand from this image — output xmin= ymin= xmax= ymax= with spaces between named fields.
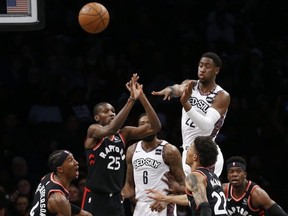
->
xmin=162 ymin=172 xmax=182 ymax=195
xmin=180 ymin=80 xmax=193 ymax=104
xmin=126 ymin=73 xmax=140 ymax=100
xmin=151 ymin=87 xmax=173 ymax=101
xmin=149 ymin=200 xmax=167 ymax=213
xmin=146 ymin=188 xmax=166 ymax=202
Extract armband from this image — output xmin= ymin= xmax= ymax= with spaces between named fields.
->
xmin=71 ymin=203 xmax=81 ymax=215
xmin=198 ymin=202 xmax=212 ymax=216
xmin=186 ymin=107 xmax=220 ymax=131
xmin=267 ymin=203 xmax=288 ymax=216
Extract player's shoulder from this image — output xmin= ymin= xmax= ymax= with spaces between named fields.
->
xmin=216 ymin=84 xmax=230 ymax=95
xmin=163 ymin=142 xmax=181 ymax=159
xmin=215 ymin=86 xmax=231 ymax=104
xmin=218 ymin=89 xmax=231 ymax=101
xmin=88 ymin=123 xmax=101 ymax=132
xmin=163 ymin=142 xmax=179 ymax=151
xmin=127 ymin=142 xmax=138 ymax=155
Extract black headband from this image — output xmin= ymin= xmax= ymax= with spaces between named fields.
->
xmin=50 ymin=150 xmax=71 ymax=172
xmin=227 ymin=161 xmax=246 ymax=171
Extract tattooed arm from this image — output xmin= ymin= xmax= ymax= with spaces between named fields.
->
xmin=185 ymin=172 xmax=212 ymax=216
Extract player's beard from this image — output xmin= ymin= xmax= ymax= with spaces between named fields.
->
xmin=142 ymin=134 xmax=156 ymax=142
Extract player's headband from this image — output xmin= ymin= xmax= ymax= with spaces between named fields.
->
xmin=227 ymin=161 xmax=246 ymax=171
xmin=49 ymin=150 xmax=71 ymax=172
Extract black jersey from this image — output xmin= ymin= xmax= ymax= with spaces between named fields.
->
xmin=225 ymin=180 xmax=265 ymax=216
xmin=186 ymin=167 xmax=228 ymax=216
xmin=84 ymin=132 xmax=126 ymax=193
xmin=30 ymin=173 xmax=69 ymax=216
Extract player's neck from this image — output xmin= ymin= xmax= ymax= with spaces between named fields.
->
xmin=233 ymin=180 xmax=248 ymax=196
xmin=53 ymin=173 xmax=70 ymax=190
xmin=198 ymin=82 xmax=217 ymax=94
xmin=141 ymin=139 xmax=161 ymax=152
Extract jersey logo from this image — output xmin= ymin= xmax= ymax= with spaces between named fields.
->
xmin=210 ymin=178 xmax=221 ymax=187
xmin=99 ymin=145 xmax=124 ymax=159
xmin=113 ymin=136 xmax=122 ymax=143
xmin=155 ymin=149 xmax=162 ymax=155
xmin=227 ymin=204 xmax=250 ymax=216
xmin=189 ymin=97 xmax=209 ymax=113
xmin=242 ymin=198 xmax=248 ymax=206
xmin=89 ymin=154 xmax=95 ymax=165
xmin=133 ymin=158 xmax=161 ymax=169
xmin=206 ymin=96 xmax=214 ymax=103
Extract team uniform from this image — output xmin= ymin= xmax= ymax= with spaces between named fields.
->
xmin=82 ymin=132 xmax=126 ymax=216
xmin=30 ymin=173 xmax=69 ymax=216
xmin=132 ymin=140 xmax=173 ymax=216
xmin=181 ymin=80 xmax=227 ymax=176
xmin=224 ymin=180 xmax=265 ymax=216
xmin=186 ymin=168 xmax=227 ymax=216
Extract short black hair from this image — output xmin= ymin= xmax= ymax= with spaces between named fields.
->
xmin=201 ymin=52 xmax=222 ymax=68
xmin=48 ymin=150 xmax=71 ymax=173
xmin=194 ymin=136 xmax=218 ymax=167
xmin=93 ymin=102 xmax=108 ymax=116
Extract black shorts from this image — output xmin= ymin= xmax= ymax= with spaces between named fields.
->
xmin=82 ymin=188 xmax=125 ymax=216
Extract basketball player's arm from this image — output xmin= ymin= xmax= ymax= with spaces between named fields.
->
xmin=122 ymin=84 xmax=161 ymax=141
xmin=186 ymin=172 xmax=212 ymax=216
xmin=211 ymin=90 xmax=230 ymax=116
xmin=121 ymin=144 xmax=136 ymax=199
xmin=151 ymin=79 xmax=196 ymax=100
xmin=162 ymin=144 xmax=186 ymax=194
xmin=85 ymin=74 xmax=139 ymax=148
xmin=48 ymin=192 xmax=71 ymax=216
xmin=252 ymin=187 xmax=288 ymax=216
xmin=146 ymin=189 xmax=189 ymax=206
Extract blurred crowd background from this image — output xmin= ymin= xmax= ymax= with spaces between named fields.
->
xmin=0 ymin=0 xmax=288 ymax=215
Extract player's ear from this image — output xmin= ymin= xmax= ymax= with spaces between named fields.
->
xmin=56 ymin=166 xmax=64 ymax=174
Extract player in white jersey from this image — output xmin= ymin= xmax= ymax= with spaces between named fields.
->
xmin=152 ymin=52 xmax=230 ymax=177
xmin=122 ymin=113 xmax=186 ymax=216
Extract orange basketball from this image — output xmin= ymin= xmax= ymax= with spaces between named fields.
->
xmin=78 ymin=2 xmax=110 ymax=34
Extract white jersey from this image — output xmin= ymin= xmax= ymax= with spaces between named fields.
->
xmin=181 ymin=80 xmax=227 ymax=149
xmin=132 ymin=140 xmax=170 ymax=202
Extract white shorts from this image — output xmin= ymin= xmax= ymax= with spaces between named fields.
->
xmin=133 ymin=201 xmax=172 ymax=216
xmin=182 ymin=144 xmax=224 ymax=177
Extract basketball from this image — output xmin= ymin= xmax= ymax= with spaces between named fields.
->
xmin=78 ymin=2 xmax=110 ymax=34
